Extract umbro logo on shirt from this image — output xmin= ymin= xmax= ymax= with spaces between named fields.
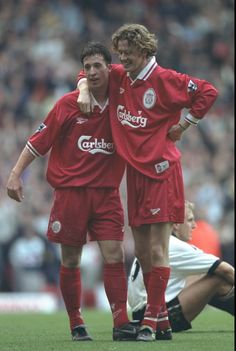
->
xmin=150 ymin=208 xmax=161 ymax=215
xmin=119 ymin=88 xmax=125 ymax=94
xmin=76 ymin=117 xmax=88 ymax=124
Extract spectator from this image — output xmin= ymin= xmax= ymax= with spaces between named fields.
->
xmin=7 ymin=225 xmax=48 ymax=292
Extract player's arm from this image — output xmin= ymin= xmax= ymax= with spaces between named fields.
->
xmin=167 ymin=120 xmax=191 ymax=142
xmin=76 ymin=64 xmax=120 ymax=113
xmin=6 ymin=146 xmax=36 ymax=202
xmin=169 ymin=239 xmax=222 ymax=276
xmin=77 ymin=78 xmax=91 ymax=114
xmin=7 ymin=104 xmax=60 ymax=202
xmin=168 ymin=74 xmax=218 ymax=142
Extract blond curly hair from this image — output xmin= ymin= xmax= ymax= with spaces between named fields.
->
xmin=111 ymin=23 xmax=158 ymax=57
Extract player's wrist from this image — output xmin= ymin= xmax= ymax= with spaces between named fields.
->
xmin=77 ymin=78 xmax=88 ymax=91
xmin=184 ymin=113 xmax=200 ymax=126
xmin=11 ymin=169 xmax=21 ymax=177
xmin=178 ymin=122 xmax=188 ymax=131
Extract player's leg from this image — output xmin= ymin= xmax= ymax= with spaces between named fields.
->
xmin=208 ymin=285 xmax=234 ymax=315
xmin=134 ymin=223 xmax=172 ymax=341
xmin=132 ymin=225 xmax=152 ymax=273
xmin=208 ymin=262 xmax=234 ymax=315
xmin=130 ymin=227 xmax=171 ymax=340
xmin=126 ymin=165 xmax=176 ymax=341
xmin=138 ymin=275 xmax=234 ymax=334
xmin=177 ymin=274 xmax=230 ymax=322
xmin=60 ymin=244 xmax=92 ymax=341
xmin=166 ymin=296 xmax=192 ymax=332
xmin=47 ymin=188 xmax=92 ymax=341
xmin=127 ymin=161 xmax=184 ymax=341
xmin=98 ymin=239 xmax=127 ymax=326
xmin=156 ymin=299 xmax=173 ymax=340
xmin=92 ymin=188 xmax=138 ymax=341
xmin=60 ymin=244 xmax=83 ymax=327
xmin=61 ymin=243 xmax=82 ymax=268
xmin=98 ymin=239 xmax=138 ymax=340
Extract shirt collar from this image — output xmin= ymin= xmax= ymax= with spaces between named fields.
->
xmin=90 ymin=93 xmax=109 ymax=112
xmin=127 ymin=56 xmax=158 ymax=84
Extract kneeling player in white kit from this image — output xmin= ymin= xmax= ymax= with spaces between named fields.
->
xmin=128 ymin=201 xmax=234 ymax=335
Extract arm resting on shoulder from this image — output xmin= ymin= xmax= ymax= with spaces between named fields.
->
xmin=77 ymin=78 xmax=91 ymax=114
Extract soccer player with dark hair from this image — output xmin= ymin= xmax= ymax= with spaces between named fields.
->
xmin=6 ymin=42 xmax=138 ymax=342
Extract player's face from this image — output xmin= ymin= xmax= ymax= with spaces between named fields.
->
xmin=83 ymin=54 xmax=110 ymax=91
xmin=178 ymin=208 xmax=197 ymax=242
xmin=116 ymin=39 xmax=148 ymax=79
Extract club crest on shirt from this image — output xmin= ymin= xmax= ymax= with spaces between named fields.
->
xmin=143 ymin=88 xmax=156 ymax=109
xmin=51 ymin=221 xmax=61 ymax=234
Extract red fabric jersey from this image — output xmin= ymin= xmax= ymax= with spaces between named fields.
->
xmin=27 ymin=90 xmax=125 ymax=188
xmin=108 ymin=58 xmax=218 ymax=179
xmin=77 ymin=58 xmax=218 ymax=179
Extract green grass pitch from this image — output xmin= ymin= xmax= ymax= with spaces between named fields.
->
xmin=0 ymin=307 xmax=234 ymax=351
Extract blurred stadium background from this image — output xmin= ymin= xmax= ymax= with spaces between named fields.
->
xmin=0 ymin=0 xmax=234 ymax=312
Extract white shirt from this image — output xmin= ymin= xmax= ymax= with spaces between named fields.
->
xmin=128 ymin=235 xmax=219 ymax=312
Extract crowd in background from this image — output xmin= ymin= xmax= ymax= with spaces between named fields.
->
xmin=0 ymin=0 xmax=234 ymax=294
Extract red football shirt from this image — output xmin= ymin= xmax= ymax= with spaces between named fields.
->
xmin=107 ymin=58 xmax=218 ymax=179
xmin=27 ymin=90 xmax=125 ymax=188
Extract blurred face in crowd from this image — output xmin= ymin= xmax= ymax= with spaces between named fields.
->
xmin=174 ymin=204 xmax=197 ymax=242
xmin=116 ymin=39 xmax=148 ymax=79
xmin=83 ymin=54 xmax=110 ymax=93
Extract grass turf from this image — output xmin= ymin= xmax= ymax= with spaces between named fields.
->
xmin=0 ymin=307 xmax=234 ymax=351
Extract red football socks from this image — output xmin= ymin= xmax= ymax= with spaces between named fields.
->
xmin=142 ymin=266 xmax=170 ymax=330
xmin=103 ymin=262 xmax=130 ymax=328
xmin=60 ymin=265 xmax=84 ymax=330
xmin=157 ymin=298 xmax=171 ymax=331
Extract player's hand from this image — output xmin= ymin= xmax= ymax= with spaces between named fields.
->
xmin=167 ymin=124 xmax=185 ymax=142
xmin=77 ymin=89 xmax=92 ymax=114
xmin=6 ymin=171 xmax=24 ymax=202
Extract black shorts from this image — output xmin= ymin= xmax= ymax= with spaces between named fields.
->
xmin=167 ymin=296 xmax=192 ymax=332
xmin=132 ymin=296 xmax=192 ymax=332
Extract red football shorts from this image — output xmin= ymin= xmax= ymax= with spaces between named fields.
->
xmin=126 ymin=161 xmax=185 ymax=227
xmin=47 ymin=187 xmax=124 ymax=246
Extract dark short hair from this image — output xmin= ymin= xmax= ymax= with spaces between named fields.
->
xmin=80 ymin=42 xmax=112 ymax=65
